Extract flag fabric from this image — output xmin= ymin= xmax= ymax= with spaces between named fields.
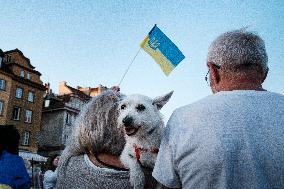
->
xmin=140 ymin=25 xmax=185 ymax=76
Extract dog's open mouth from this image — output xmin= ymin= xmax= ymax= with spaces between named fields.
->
xmin=124 ymin=127 xmax=140 ymax=136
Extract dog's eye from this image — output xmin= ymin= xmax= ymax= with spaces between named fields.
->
xmin=136 ymin=104 xmax=145 ymax=111
xmin=121 ymin=104 xmax=126 ymax=110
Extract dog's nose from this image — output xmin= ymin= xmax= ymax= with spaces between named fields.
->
xmin=122 ymin=116 xmax=133 ymax=127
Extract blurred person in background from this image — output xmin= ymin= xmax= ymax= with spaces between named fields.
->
xmin=0 ymin=125 xmax=31 ymax=189
xmin=43 ymin=155 xmax=60 ymax=189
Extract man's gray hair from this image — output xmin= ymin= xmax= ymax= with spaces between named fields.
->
xmin=207 ymin=29 xmax=268 ymax=73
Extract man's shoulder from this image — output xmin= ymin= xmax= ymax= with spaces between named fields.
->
xmin=175 ymin=90 xmax=283 ymax=113
xmin=174 ymin=94 xmax=217 ymax=114
xmin=1 ymin=151 xmax=23 ymax=163
xmin=167 ymin=90 xmax=284 ymax=132
xmin=166 ymin=95 xmax=217 ymax=136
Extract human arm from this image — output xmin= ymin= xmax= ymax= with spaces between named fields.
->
xmin=152 ymin=111 xmax=182 ymax=188
xmin=110 ymin=86 xmax=120 ymax=93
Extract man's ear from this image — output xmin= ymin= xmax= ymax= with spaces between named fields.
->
xmin=208 ymin=63 xmax=221 ymax=85
xmin=152 ymin=91 xmax=174 ymax=110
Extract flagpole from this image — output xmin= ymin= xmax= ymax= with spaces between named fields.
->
xmin=118 ymin=47 xmax=142 ymax=86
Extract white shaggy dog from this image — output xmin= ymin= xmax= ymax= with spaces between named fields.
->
xmin=118 ymin=91 xmax=173 ymax=189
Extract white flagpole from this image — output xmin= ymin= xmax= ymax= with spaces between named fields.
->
xmin=118 ymin=47 xmax=142 ymax=86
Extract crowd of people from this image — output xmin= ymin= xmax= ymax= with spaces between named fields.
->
xmin=0 ymin=125 xmax=61 ymax=189
xmin=1 ymin=29 xmax=283 ymax=189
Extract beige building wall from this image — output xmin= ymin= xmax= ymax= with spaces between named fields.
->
xmin=59 ymin=81 xmax=72 ymax=95
xmin=0 ymin=73 xmax=13 ymax=125
xmin=0 ymin=49 xmax=45 ymax=152
xmin=6 ymin=81 xmax=44 ymax=152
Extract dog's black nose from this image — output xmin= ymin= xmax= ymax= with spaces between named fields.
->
xmin=122 ymin=116 xmax=133 ymax=127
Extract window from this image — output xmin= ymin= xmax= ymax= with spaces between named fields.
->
xmin=15 ymin=87 xmax=23 ymax=98
xmin=22 ymin=131 xmax=30 ymax=146
xmin=20 ymin=70 xmax=25 ymax=78
xmin=0 ymin=101 xmax=4 ymax=115
xmin=44 ymin=99 xmax=50 ymax=107
xmin=66 ymin=113 xmax=71 ymax=125
xmin=25 ymin=110 xmax=32 ymax=123
xmin=28 ymin=92 xmax=34 ymax=102
xmin=12 ymin=107 xmax=21 ymax=120
xmin=0 ymin=79 xmax=6 ymax=90
xmin=6 ymin=55 xmax=11 ymax=62
xmin=27 ymin=73 xmax=31 ymax=80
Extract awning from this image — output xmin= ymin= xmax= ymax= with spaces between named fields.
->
xmin=19 ymin=151 xmax=47 ymax=162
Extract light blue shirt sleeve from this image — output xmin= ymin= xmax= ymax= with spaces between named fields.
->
xmin=152 ymin=111 xmax=182 ymax=188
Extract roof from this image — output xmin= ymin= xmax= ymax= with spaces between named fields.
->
xmin=0 ymin=65 xmax=45 ymax=91
xmin=3 ymin=49 xmax=42 ymax=75
xmin=7 ymin=62 xmax=42 ymax=76
xmin=0 ymin=49 xmax=4 ymax=57
xmin=0 ymin=49 xmax=45 ymax=91
xmin=4 ymin=48 xmax=35 ymax=69
xmin=43 ymin=96 xmax=65 ymax=110
xmin=42 ymin=94 xmax=82 ymax=113
xmin=65 ymin=84 xmax=91 ymax=101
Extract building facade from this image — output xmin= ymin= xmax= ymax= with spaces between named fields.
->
xmin=0 ymin=49 xmax=45 ymax=152
xmin=38 ymin=82 xmax=92 ymax=156
xmin=77 ymin=84 xmax=108 ymax=97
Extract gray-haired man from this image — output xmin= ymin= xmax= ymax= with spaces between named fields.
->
xmin=153 ymin=30 xmax=284 ymax=189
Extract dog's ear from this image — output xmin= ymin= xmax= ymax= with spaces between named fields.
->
xmin=152 ymin=91 xmax=174 ymax=110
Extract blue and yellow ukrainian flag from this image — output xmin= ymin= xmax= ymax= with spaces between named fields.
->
xmin=140 ymin=25 xmax=185 ymax=76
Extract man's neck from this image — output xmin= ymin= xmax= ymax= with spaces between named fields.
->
xmin=217 ymin=78 xmax=265 ymax=92
xmin=88 ymin=153 xmax=126 ymax=169
xmin=219 ymin=85 xmax=265 ymax=92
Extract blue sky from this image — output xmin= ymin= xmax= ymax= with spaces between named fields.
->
xmin=0 ymin=0 xmax=283 ymax=120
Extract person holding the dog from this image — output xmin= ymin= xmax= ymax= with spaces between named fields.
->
xmin=56 ymin=88 xmax=157 ymax=189
xmin=153 ymin=30 xmax=284 ymax=188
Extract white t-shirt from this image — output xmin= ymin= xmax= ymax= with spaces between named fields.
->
xmin=153 ymin=90 xmax=284 ymax=189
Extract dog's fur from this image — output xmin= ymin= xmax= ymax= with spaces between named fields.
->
xmin=118 ymin=91 xmax=173 ymax=189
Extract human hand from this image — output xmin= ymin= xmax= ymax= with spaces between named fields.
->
xmin=110 ymin=86 xmax=120 ymax=93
